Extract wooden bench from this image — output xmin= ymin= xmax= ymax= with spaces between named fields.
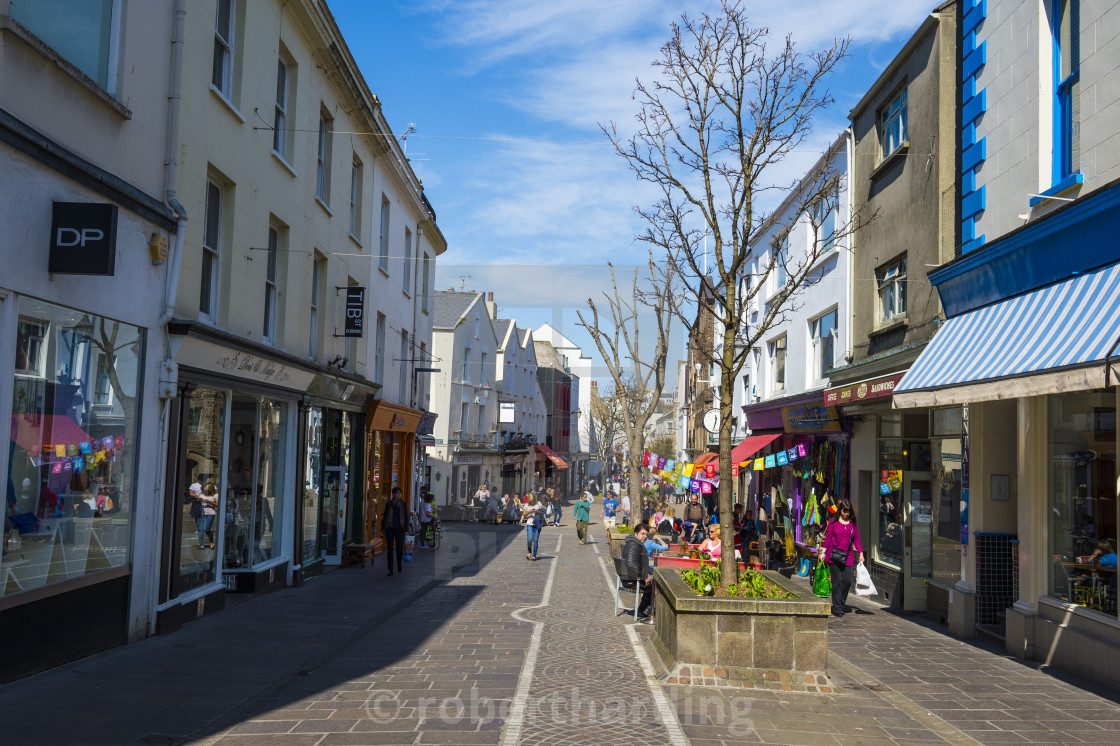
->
xmin=342 ymin=543 xmax=377 ymax=568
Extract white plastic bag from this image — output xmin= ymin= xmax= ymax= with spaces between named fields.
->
xmin=855 ymin=561 xmax=877 ymax=597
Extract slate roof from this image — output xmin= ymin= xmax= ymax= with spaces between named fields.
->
xmin=492 ymin=319 xmax=514 ymax=348
xmin=433 ymin=291 xmax=480 ymax=330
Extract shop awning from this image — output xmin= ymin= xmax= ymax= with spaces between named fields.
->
xmin=534 ymin=444 xmax=568 ymax=469
xmin=705 ymin=434 xmax=783 ymax=473
xmin=415 ymin=434 xmax=437 ymax=448
xmin=694 ymin=452 xmax=718 ymax=466
xmin=11 ymin=414 xmax=93 ymax=454
xmin=894 ymin=261 xmax=1120 ymax=408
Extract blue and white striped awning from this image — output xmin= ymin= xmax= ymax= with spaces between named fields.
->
xmin=895 ymin=261 xmax=1120 ymax=403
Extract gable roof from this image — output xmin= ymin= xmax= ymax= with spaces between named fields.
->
xmin=493 ymin=319 xmax=514 ymax=349
xmin=433 ymin=291 xmax=481 ymax=330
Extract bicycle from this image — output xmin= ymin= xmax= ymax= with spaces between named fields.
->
xmin=420 ymin=516 xmax=441 ymax=549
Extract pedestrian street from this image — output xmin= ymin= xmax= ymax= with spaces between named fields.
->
xmin=0 ymin=521 xmax=1118 ymax=745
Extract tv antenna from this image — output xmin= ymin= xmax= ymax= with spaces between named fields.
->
xmin=459 ymin=274 xmax=472 ymax=292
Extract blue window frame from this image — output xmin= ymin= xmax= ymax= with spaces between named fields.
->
xmin=1052 ymin=0 xmax=1080 ymax=182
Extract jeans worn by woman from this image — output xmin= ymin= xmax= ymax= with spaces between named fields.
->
xmin=195 ymin=514 xmax=215 ymax=548
xmin=525 ymin=525 xmax=540 ymax=559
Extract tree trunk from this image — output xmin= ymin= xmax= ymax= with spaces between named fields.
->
xmin=718 ymin=318 xmax=739 ymax=588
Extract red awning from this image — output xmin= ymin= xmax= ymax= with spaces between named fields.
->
xmin=707 ymin=433 xmax=784 ymax=473
xmin=10 ymin=414 xmax=93 ymax=454
xmin=694 ymin=452 xmax=719 ymax=466
xmin=534 ymin=444 xmax=569 ymax=469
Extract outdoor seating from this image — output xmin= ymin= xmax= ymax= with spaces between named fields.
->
xmin=612 ymin=555 xmax=641 ymax=620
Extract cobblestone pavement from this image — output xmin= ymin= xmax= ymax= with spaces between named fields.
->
xmin=2 ymin=521 xmax=1120 ymax=745
xmin=660 ymin=588 xmax=1120 ymax=746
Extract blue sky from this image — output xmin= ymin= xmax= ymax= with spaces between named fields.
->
xmin=328 ymin=0 xmax=936 ymax=387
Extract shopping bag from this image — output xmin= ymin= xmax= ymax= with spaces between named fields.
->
xmin=812 ymin=560 xmax=832 ymax=598
xmin=855 ymin=561 xmax=877 ymax=597
xmin=403 ymin=535 xmax=415 ymax=562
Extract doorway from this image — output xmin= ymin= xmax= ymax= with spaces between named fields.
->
xmin=903 ymin=471 xmax=933 ymax=611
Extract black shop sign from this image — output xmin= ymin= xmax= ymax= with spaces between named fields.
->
xmin=49 ymin=202 xmax=119 ymax=275
xmin=344 ymin=286 xmax=366 ymax=337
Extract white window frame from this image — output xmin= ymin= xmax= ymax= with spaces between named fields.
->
xmin=769 ymin=335 xmax=786 ymax=393
xmin=812 ymin=188 xmax=838 ymax=253
xmin=810 ymin=308 xmax=838 ymax=383
xmin=15 ymin=317 xmax=48 ymax=377
xmin=273 ymin=57 xmax=288 ymax=157
xmin=877 ymin=257 xmax=908 ymax=325
xmin=421 ymin=253 xmax=430 ymax=311
xmin=212 ymin=0 xmax=234 ymax=97
xmin=201 ymin=179 xmax=222 ymax=321
xmin=374 ymin=313 xmax=386 ymax=383
xmin=263 ymin=226 xmax=279 ymax=344
xmin=349 ymin=156 xmax=362 ymax=239
xmin=378 ymin=196 xmax=390 ymax=271
xmin=771 ymin=235 xmax=788 ymax=293
xmin=316 ymin=111 xmax=332 ymax=205
xmin=402 ymin=227 xmax=412 ymax=293
xmin=309 ymin=254 xmax=322 ymax=357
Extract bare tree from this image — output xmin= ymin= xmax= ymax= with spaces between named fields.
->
xmin=605 ymin=1 xmax=866 ymax=586
xmin=577 ymin=253 xmax=678 ymax=512
xmin=586 ymin=382 xmax=626 ymax=486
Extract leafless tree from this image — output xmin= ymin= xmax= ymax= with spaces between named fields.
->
xmin=586 ymin=381 xmax=626 ymax=485
xmin=577 ymin=253 xmax=678 ymax=512
xmin=605 ymin=0 xmax=867 ymax=586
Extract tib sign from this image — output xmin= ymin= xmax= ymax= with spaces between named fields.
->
xmin=344 ymin=287 xmax=366 ymax=337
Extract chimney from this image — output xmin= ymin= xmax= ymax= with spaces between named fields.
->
xmin=488 ymin=292 xmax=494 ymax=301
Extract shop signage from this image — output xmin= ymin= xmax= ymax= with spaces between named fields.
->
xmin=173 ymin=336 xmax=316 ymax=391
xmin=344 ymin=287 xmax=366 ymax=337
xmin=824 ymin=373 xmax=905 ymax=406
xmin=49 ymin=202 xmax=118 ymax=275
xmin=780 ymin=403 xmax=841 ymax=432
xmin=453 ymin=454 xmax=483 ymax=465
xmin=499 ymin=402 xmax=516 ymax=423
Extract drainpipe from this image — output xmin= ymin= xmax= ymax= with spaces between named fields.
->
xmin=160 ymin=0 xmax=188 ymax=328
xmin=146 ymin=0 xmax=188 ymax=638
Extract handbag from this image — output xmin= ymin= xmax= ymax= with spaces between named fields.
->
xmin=829 ymin=527 xmax=855 ymax=566
xmin=189 ymin=500 xmax=203 ymax=519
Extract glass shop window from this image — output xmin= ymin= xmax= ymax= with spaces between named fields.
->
xmin=5 ymin=297 xmax=142 ymax=600
xmin=1048 ymin=389 xmax=1117 ymax=618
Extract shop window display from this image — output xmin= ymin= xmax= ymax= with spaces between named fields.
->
xmin=1048 ymin=389 xmax=1118 ymax=617
xmin=303 ymin=407 xmax=322 ymax=563
xmin=5 ymin=298 xmax=142 ymax=599
xmin=222 ymin=396 xmax=287 ymax=569
xmin=178 ymin=388 xmax=225 ymax=595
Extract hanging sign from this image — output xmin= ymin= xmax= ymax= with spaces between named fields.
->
xmin=764 ymin=454 xmax=777 ymax=468
xmin=344 ymin=287 xmax=366 ymax=337
xmin=787 ymin=447 xmax=799 ymax=462
xmin=642 ymin=451 xmax=650 ymax=466
xmin=731 ymin=464 xmax=739 ymax=477
xmin=705 ymin=464 xmax=715 ymax=478
xmin=776 ymin=450 xmax=789 ymax=466
xmin=49 ymin=202 xmax=119 ymax=275
xmin=753 ymin=458 xmax=764 ymax=471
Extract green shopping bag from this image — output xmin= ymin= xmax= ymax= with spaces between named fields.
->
xmin=812 ymin=561 xmax=832 ymax=598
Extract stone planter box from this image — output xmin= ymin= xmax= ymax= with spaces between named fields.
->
xmin=652 ymin=566 xmax=830 ymax=687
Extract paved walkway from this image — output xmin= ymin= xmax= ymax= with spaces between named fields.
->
xmin=0 ymin=522 xmax=1118 ymax=745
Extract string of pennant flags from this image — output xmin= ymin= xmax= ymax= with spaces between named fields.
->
xmin=642 ymin=442 xmax=810 ymax=492
xmin=27 ymin=436 xmax=124 ymax=473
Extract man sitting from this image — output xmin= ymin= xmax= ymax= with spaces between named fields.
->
xmin=623 ymin=524 xmax=655 ymax=623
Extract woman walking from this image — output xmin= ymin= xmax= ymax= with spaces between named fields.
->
xmin=818 ymin=498 xmax=865 ymax=617
xmin=522 ymin=492 xmax=544 ymax=560
xmin=195 ymin=481 xmax=219 ymax=549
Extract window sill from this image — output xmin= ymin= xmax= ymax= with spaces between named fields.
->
xmin=271 ymin=150 xmax=297 ymax=177
xmin=402 ymin=290 xmax=412 ymax=301
xmin=1029 ymin=172 xmax=1083 ymax=207
xmin=870 ymin=141 xmax=909 ymax=180
xmin=870 ymin=317 xmax=908 ymax=337
xmin=1 ymin=14 xmax=132 ymax=120
xmin=209 ymin=85 xmax=245 ymax=123
xmin=315 ymin=197 xmax=333 ymax=217
xmin=348 ymin=233 xmax=363 ymax=249
xmin=378 ymin=265 xmax=390 ymax=278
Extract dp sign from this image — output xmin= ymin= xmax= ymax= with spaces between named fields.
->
xmin=49 ymin=202 xmax=119 ymax=275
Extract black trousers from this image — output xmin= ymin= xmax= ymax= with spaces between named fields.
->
xmin=385 ymin=529 xmax=405 ymax=571
xmin=637 ymin=578 xmax=653 ymax=616
xmin=829 ymin=562 xmax=855 ymax=614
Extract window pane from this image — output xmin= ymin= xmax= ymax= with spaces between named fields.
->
xmin=200 ymin=250 xmax=214 ymax=314
xmin=204 ymin=183 xmax=221 ymax=249
xmin=6 ymin=299 xmax=143 ymax=600
xmin=253 ymin=401 xmax=286 ymax=563
xmin=179 ymin=387 xmax=224 ymax=594
xmin=302 ymin=407 xmax=322 ymax=563
xmin=11 ymin=0 xmax=115 ymax=88
xmin=1048 ymin=389 xmax=1117 ymax=615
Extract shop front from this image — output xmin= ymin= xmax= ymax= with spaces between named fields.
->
xmin=364 ymin=401 xmax=424 ymax=554
xmin=2 ymin=297 xmax=147 ymax=681
xmin=892 ymin=193 xmax=1120 ymax=688
xmin=533 ymin=444 xmax=568 ymax=495
xmin=156 ymin=323 xmax=373 ymax=630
